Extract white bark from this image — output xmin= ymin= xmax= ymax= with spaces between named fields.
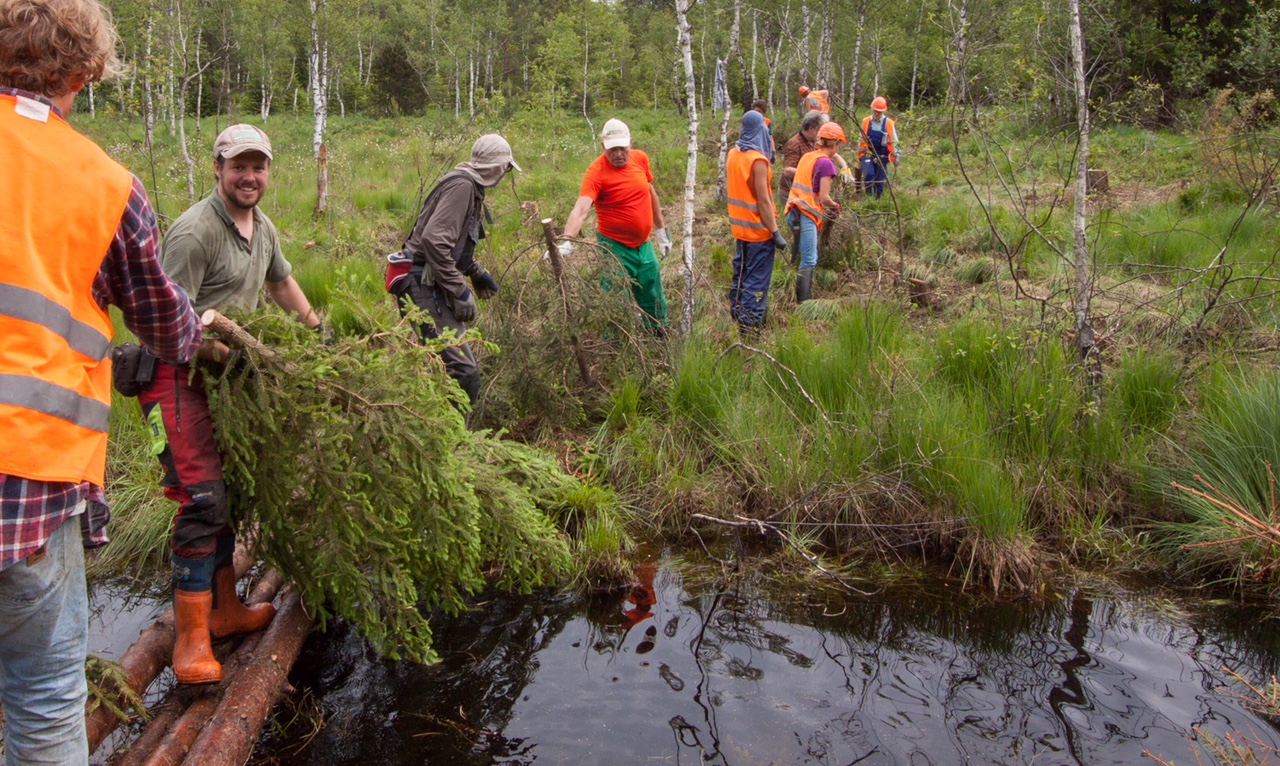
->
xmin=716 ymin=0 xmax=742 ymax=203
xmin=309 ymin=0 xmax=328 ymax=180
xmin=1068 ymin=0 xmax=1099 ymax=401
xmin=848 ymin=3 xmax=866 ymax=108
xmin=946 ymin=0 xmax=970 ymax=106
xmin=749 ymin=14 xmax=759 ymax=101
xmin=676 ymin=0 xmax=698 ymax=338
xmin=909 ymin=0 xmax=927 ymax=109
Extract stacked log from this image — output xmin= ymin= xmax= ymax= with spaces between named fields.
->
xmin=88 ymin=564 xmax=313 ymax=766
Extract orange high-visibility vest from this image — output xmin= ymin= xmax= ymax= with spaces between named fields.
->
xmin=0 ymin=93 xmax=132 ymax=485
xmin=805 ymin=90 xmax=830 ymax=114
xmin=726 ymin=147 xmax=773 ymax=242
xmin=785 ymin=150 xmax=828 ymax=230
xmin=859 ymin=115 xmax=897 ymax=159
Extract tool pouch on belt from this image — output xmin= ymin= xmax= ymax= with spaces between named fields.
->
xmin=111 ymin=343 xmax=158 ymax=397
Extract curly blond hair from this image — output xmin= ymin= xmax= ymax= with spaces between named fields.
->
xmin=0 ymin=0 xmax=121 ymax=97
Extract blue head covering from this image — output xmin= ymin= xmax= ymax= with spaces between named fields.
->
xmin=736 ymin=110 xmax=772 ymax=159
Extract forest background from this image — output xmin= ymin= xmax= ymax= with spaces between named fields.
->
xmin=78 ymin=0 xmax=1280 ymax=598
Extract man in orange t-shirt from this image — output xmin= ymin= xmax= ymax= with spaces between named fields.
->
xmin=556 ymin=118 xmax=669 ymax=331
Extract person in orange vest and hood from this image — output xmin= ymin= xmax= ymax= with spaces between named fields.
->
xmin=0 ymin=0 xmax=202 ymax=758
xmin=859 ymin=96 xmax=899 ymax=199
xmin=798 ymin=85 xmax=831 ymax=115
xmin=726 ymin=110 xmax=789 ymax=334
xmin=785 ymin=122 xmax=847 ymax=303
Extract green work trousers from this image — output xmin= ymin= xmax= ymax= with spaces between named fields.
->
xmin=598 ymin=235 xmax=668 ymax=330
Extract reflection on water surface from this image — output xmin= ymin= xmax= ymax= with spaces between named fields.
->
xmin=258 ymin=562 xmax=1280 ymax=765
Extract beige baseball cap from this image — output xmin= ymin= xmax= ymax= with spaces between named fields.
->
xmin=601 ymin=118 xmax=631 ymax=149
xmin=213 ymin=124 xmax=273 ymax=160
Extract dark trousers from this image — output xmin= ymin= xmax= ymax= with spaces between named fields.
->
xmin=862 ymin=154 xmax=890 ymax=198
xmin=138 ymin=361 xmax=230 ymax=568
xmin=391 ymin=276 xmax=481 ymax=405
xmin=730 ymin=238 xmax=777 ymax=329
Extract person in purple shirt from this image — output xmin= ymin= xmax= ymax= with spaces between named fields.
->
xmin=0 ymin=0 xmax=201 ymax=761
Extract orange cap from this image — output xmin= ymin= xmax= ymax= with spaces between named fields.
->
xmin=799 ymin=85 xmax=810 ymax=96
xmin=870 ymin=96 xmax=888 ymax=111
xmin=817 ymin=122 xmax=847 ymax=143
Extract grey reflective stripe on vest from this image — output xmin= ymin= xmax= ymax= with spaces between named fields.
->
xmin=792 ymin=181 xmax=815 ymax=194
xmin=0 ymin=374 xmax=109 ymax=432
xmin=791 ymin=198 xmax=823 ymax=218
xmin=0 ymin=284 xmax=110 ymax=361
xmin=727 ymin=196 xmax=759 ymax=212
xmin=728 ymin=216 xmax=768 ymax=230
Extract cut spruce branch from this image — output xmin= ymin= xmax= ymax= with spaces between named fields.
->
xmin=196 ymin=306 xmax=607 ymax=664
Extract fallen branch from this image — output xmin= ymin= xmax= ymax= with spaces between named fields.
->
xmin=713 ymin=342 xmax=834 ymax=428
xmin=539 ymin=218 xmax=593 ymax=388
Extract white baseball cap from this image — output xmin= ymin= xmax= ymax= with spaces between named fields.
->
xmin=601 ymin=119 xmax=631 ymax=149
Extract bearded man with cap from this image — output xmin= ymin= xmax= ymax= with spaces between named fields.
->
xmin=388 ymin=134 xmax=518 ymax=407
xmin=556 ymin=118 xmax=670 ymax=332
xmin=141 ymin=123 xmax=323 ymax=685
xmin=726 ymin=110 xmax=788 ymax=334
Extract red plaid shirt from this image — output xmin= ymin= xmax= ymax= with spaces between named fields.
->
xmin=0 ymin=88 xmax=202 ymax=571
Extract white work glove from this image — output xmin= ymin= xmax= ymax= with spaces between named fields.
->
xmin=839 ymin=166 xmax=855 ymax=182
xmin=543 ymin=239 xmax=575 ymax=260
xmin=655 ymin=227 xmax=673 ymax=258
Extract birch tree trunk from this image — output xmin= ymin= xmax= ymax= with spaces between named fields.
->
xmin=749 ymin=14 xmax=759 ymax=102
xmin=715 ymin=0 xmax=742 ymax=203
xmin=946 ymin=0 xmax=970 ymax=106
xmin=909 ymin=0 xmax=927 ymax=110
xmin=847 ymin=3 xmax=866 ymax=109
xmin=309 ymin=0 xmax=328 ymax=216
xmin=817 ymin=5 xmax=832 ymax=88
xmin=676 ymin=0 xmax=698 ymax=338
xmin=1068 ymin=0 xmax=1099 ymax=405
xmin=800 ymin=1 xmax=811 ymax=84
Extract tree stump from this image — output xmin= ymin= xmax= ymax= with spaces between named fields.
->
xmin=1087 ymin=168 xmax=1109 ymax=193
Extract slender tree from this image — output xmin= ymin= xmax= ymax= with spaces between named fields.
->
xmin=676 ymin=0 xmax=698 ymax=338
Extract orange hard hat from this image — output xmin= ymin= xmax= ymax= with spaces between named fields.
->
xmin=817 ymin=122 xmax=847 ymax=143
xmin=870 ymin=96 xmax=888 ymax=111
xmin=798 ymin=85 xmax=810 ymax=96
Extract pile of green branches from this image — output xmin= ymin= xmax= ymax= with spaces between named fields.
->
xmin=204 ymin=301 xmax=605 ymax=664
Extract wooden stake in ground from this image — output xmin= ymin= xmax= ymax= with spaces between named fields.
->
xmin=540 ymin=218 xmax=593 ymax=388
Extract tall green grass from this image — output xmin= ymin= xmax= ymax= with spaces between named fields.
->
xmin=1156 ymin=369 xmax=1280 ymax=586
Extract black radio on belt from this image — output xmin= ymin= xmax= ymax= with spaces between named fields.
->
xmin=110 ymin=343 xmax=158 ymax=397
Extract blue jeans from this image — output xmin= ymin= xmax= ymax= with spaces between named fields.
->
xmin=730 ymin=239 xmax=777 ymax=328
xmin=797 ymin=213 xmax=819 ymax=270
xmin=862 ymin=155 xmax=889 ymax=198
xmin=0 ymin=513 xmax=90 ymax=765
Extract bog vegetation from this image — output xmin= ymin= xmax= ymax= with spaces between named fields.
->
xmin=81 ymin=0 xmax=1280 ymax=637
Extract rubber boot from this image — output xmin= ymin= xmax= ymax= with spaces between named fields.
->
xmin=796 ymin=268 xmax=814 ymax=304
xmin=208 ymin=566 xmax=276 ymax=638
xmin=172 ymin=589 xmax=222 ymax=685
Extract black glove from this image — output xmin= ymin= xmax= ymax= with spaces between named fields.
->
xmin=468 ymin=267 xmax=499 ymax=300
xmin=771 ymin=230 xmax=789 ymax=250
xmin=452 ymin=287 xmax=478 ymax=323
xmin=312 ymin=320 xmax=335 ymax=345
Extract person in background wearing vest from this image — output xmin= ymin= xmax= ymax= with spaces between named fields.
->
xmin=0 ymin=0 xmax=202 ymax=759
xmin=141 ymin=124 xmax=322 ymax=686
xmin=386 ymin=135 xmax=516 ymax=410
xmin=556 ymin=119 xmax=672 ymax=334
xmin=726 ymin=110 xmax=789 ymax=335
xmin=859 ymin=96 xmax=899 ymax=199
xmin=798 ymin=85 xmax=831 ymax=115
xmin=785 ymin=122 xmax=849 ymax=303
xmin=780 ymin=110 xmax=826 ymax=258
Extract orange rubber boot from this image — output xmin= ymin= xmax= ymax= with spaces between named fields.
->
xmin=208 ymin=566 xmax=276 ymax=638
xmin=172 ymin=590 xmax=222 ymax=685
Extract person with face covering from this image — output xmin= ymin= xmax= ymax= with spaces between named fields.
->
xmin=726 ymin=110 xmax=789 ymax=334
xmin=388 ymin=134 xmax=519 ymax=407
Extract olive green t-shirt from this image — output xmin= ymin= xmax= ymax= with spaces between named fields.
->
xmin=159 ymin=193 xmax=292 ymax=315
